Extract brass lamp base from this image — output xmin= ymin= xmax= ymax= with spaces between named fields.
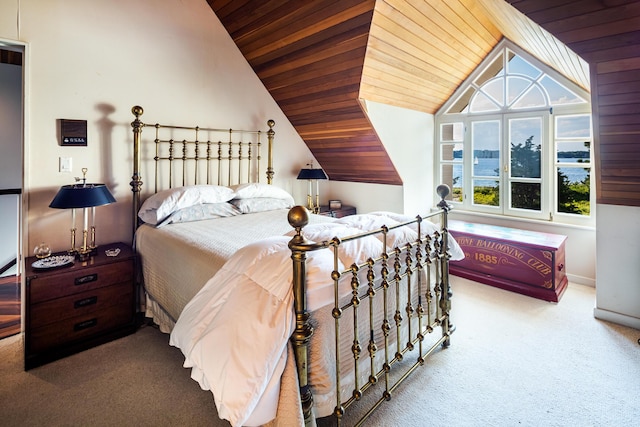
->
xmin=77 ymin=248 xmax=92 ymax=261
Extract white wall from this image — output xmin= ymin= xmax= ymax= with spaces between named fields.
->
xmin=595 ymin=204 xmax=640 ymax=329
xmin=325 ymin=180 xmax=404 ymax=214
xmin=0 ymin=0 xmax=314 ymax=254
xmin=325 ymin=100 xmax=436 ymax=217
xmin=365 ymin=100 xmax=436 ymax=212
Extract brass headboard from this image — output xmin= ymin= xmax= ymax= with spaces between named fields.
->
xmin=130 ymin=105 xmax=275 ymax=233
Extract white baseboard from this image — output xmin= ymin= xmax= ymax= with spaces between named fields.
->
xmin=567 ymin=273 xmax=594 ymax=287
xmin=593 ymin=308 xmax=640 ymax=330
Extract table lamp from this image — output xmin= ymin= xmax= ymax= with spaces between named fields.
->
xmin=296 ymin=162 xmax=328 ymax=214
xmin=49 ymin=168 xmax=116 ymax=260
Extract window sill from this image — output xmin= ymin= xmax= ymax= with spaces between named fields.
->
xmin=446 ymin=208 xmax=595 ymax=232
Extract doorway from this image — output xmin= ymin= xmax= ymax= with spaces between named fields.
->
xmin=0 ymin=44 xmax=24 ymax=339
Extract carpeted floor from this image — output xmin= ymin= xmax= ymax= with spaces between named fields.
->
xmin=1 ymin=277 xmax=638 ymax=427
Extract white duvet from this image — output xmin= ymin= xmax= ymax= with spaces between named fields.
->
xmin=170 ymin=236 xmax=300 ymax=426
xmin=169 ymin=213 xmax=464 ymax=427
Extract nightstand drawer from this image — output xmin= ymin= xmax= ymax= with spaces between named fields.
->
xmin=29 ymin=281 xmax=133 ymax=329
xmin=29 ymin=260 xmax=134 ymax=304
xmin=28 ymin=303 xmax=134 ymax=354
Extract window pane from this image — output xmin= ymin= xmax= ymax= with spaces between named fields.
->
xmin=556 ymin=115 xmax=591 ymax=139
xmin=557 ymin=141 xmax=590 ymax=164
xmin=441 ymin=164 xmax=463 ymax=202
xmin=557 ymin=167 xmax=590 ymax=215
xmin=474 ymin=155 xmax=500 ymax=178
xmin=541 ymin=76 xmax=585 ymax=105
xmin=473 ymin=179 xmax=499 ymax=206
xmin=511 ymin=182 xmax=541 ymax=210
xmin=483 ymin=77 xmax=504 ymax=107
xmin=472 ymin=120 xmax=500 ymax=177
xmin=470 ymin=92 xmax=500 ymax=112
xmin=507 ymin=76 xmax=532 ymax=105
xmin=507 ymin=51 xmax=541 ymax=79
xmin=441 ymin=143 xmax=463 ymax=161
xmin=509 ymin=118 xmax=541 ymax=179
xmin=512 ymin=85 xmax=546 ymax=109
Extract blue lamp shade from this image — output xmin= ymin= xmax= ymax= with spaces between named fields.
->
xmin=49 ymin=184 xmax=116 ymax=209
xmin=297 ymin=168 xmax=328 ymax=180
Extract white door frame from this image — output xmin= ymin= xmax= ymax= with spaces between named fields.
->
xmin=0 ymin=38 xmax=28 ymax=331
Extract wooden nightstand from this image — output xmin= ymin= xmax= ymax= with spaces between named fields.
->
xmin=24 ymin=242 xmax=137 ymax=369
xmin=319 ymin=205 xmax=357 ymax=218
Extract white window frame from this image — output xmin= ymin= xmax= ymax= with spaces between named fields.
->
xmin=435 ymin=40 xmax=593 ymax=227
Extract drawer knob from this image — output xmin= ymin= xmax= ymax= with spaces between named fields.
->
xmin=75 ymin=273 xmax=98 ymax=285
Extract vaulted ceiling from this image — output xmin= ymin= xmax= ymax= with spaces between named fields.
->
xmin=208 ymin=0 xmax=640 ymax=206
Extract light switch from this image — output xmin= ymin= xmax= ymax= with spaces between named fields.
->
xmin=59 ymin=157 xmax=72 ymax=173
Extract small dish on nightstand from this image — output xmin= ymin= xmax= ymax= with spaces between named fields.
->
xmin=31 ymin=255 xmax=75 ymax=270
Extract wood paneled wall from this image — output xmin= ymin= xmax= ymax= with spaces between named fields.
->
xmin=506 ymin=0 xmax=640 ymax=206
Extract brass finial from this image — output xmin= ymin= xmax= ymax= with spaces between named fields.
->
xmin=288 ymin=205 xmax=310 ymax=230
xmin=75 ymin=167 xmax=89 ymax=186
xmin=132 ymin=105 xmax=144 ymax=118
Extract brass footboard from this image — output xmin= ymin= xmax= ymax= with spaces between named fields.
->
xmin=287 ymin=185 xmax=454 ymax=426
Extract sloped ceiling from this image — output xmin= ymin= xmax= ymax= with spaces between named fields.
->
xmin=208 ymin=0 xmax=635 ymax=198
xmin=363 ymin=0 xmax=588 ymax=114
xmin=209 ymin=0 xmax=398 ymax=184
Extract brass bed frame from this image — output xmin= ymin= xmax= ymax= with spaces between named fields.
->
xmin=130 ymin=106 xmax=454 ymax=426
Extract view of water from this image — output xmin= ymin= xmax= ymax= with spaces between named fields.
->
xmin=461 ymin=157 xmax=589 ymax=184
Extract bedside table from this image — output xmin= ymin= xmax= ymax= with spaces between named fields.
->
xmin=24 ymin=242 xmax=137 ymax=369
xmin=319 ymin=205 xmax=357 ymax=218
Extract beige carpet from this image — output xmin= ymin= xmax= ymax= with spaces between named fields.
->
xmin=1 ymin=277 xmax=638 ymax=427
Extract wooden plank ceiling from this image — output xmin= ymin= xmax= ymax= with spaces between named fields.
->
xmin=209 ymin=0 xmax=640 ymax=207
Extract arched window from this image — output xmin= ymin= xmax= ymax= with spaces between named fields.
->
xmin=436 ymin=40 xmax=592 ymax=225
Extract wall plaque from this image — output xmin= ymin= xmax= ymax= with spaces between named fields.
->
xmin=60 ymin=119 xmax=87 ymax=146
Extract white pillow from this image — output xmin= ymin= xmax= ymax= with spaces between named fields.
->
xmin=156 ymin=202 xmax=241 ymax=228
xmin=139 ymin=185 xmax=235 ymax=225
xmin=230 ymin=197 xmax=293 ymax=214
xmin=230 ymin=183 xmax=294 ymax=205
